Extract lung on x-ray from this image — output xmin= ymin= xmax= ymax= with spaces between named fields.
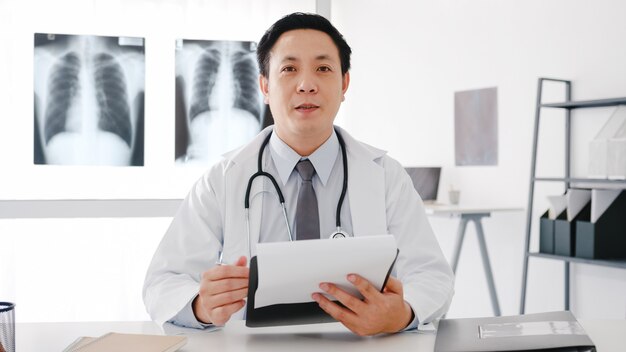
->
xmin=33 ymin=33 xmax=145 ymax=166
xmin=175 ymin=39 xmax=268 ymax=166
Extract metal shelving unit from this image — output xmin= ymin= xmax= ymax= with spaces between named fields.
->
xmin=519 ymin=78 xmax=626 ymax=314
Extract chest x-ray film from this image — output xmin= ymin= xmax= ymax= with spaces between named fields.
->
xmin=34 ymin=33 xmax=145 ymax=166
xmin=175 ymin=39 xmax=266 ymax=166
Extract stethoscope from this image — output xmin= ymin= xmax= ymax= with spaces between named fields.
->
xmin=217 ymin=128 xmax=352 ymax=265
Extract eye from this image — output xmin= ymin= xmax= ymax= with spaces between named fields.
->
xmin=317 ymin=66 xmax=332 ymax=72
xmin=281 ymin=66 xmax=296 ymax=72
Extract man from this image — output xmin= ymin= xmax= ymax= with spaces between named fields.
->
xmin=143 ymin=12 xmax=454 ymax=336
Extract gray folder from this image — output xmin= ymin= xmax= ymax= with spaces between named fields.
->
xmin=435 ymin=311 xmax=595 ymax=352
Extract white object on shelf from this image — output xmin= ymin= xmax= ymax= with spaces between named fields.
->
xmin=607 ymin=116 xmax=626 ymax=179
xmin=588 ymin=105 xmax=626 ymax=178
xmin=591 ymin=189 xmax=621 ymax=223
xmin=566 ymin=189 xmax=591 ymax=221
xmin=547 ymin=195 xmax=567 ymax=219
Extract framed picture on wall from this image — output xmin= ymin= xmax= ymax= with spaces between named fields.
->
xmin=175 ymin=39 xmax=270 ymax=166
xmin=33 ymin=33 xmax=145 ymax=166
xmin=454 ymin=87 xmax=498 ymax=166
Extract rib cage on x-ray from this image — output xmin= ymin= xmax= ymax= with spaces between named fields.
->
xmin=231 ymin=51 xmax=263 ymax=121
xmin=43 ymin=52 xmax=133 ymax=147
xmin=93 ymin=53 xmax=133 ymax=147
xmin=43 ymin=52 xmax=81 ymax=145
xmin=189 ymin=45 xmax=262 ymax=122
xmin=189 ymin=48 xmax=220 ymax=121
xmin=175 ymin=40 xmax=263 ymax=165
xmin=34 ymin=34 xmax=144 ymax=166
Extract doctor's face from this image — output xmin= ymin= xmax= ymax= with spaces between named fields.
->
xmin=260 ymin=29 xmax=349 ymax=148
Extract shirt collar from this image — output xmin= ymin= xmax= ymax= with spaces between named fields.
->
xmin=269 ymin=130 xmax=340 ymax=187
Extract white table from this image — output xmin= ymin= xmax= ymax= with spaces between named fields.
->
xmin=425 ymin=204 xmax=523 ymax=316
xmin=15 ymin=319 xmax=626 ymax=352
xmin=16 ymin=320 xmax=435 ymax=352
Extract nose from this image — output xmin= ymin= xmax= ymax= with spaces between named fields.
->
xmin=297 ymin=73 xmax=318 ymax=94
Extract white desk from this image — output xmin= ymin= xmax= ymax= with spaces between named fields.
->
xmin=16 ymin=319 xmax=626 ymax=352
xmin=16 ymin=320 xmax=435 ymax=352
xmin=425 ymin=204 xmax=523 ymax=316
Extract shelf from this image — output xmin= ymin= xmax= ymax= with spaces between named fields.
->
xmin=541 ymin=97 xmax=626 ymax=109
xmin=528 ymin=252 xmax=626 ymax=270
xmin=521 ymin=78 xmax=626 ymax=314
xmin=534 ymin=177 xmax=626 ymax=184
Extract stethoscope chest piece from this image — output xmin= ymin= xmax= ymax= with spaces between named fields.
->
xmin=329 ymin=229 xmax=352 ymax=239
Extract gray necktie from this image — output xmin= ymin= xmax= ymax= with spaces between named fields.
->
xmin=295 ymin=159 xmax=320 ymax=240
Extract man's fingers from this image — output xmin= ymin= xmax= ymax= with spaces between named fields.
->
xmin=204 ymin=287 xmax=248 ymax=309
xmin=382 ymin=276 xmax=403 ymax=295
xmin=234 ymin=256 xmax=247 ymax=267
xmin=203 ymin=278 xmax=248 ymax=296
xmin=209 ymin=300 xmax=246 ymax=325
xmin=312 ymin=293 xmax=358 ymax=326
xmin=203 ymin=265 xmax=249 ymax=281
xmin=318 ymin=282 xmax=366 ymax=313
xmin=347 ymin=274 xmax=382 ymax=302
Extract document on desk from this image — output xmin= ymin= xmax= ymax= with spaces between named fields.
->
xmin=253 ymin=235 xmax=398 ymax=309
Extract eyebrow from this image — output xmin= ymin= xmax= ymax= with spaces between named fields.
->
xmin=280 ymin=54 xmax=335 ymax=63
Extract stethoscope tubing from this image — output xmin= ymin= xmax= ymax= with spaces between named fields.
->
xmin=218 ymin=128 xmax=350 ymax=264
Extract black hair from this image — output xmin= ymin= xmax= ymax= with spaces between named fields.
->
xmin=256 ymin=12 xmax=352 ymax=77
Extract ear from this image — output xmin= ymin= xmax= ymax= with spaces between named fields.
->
xmin=341 ymin=71 xmax=350 ymax=96
xmin=259 ymin=74 xmax=270 ymax=104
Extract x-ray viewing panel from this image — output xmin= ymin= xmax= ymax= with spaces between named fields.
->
xmin=175 ymin=39 xmax=266 ymax=166
xmin=34 ymin=33 xmax=145 ymax=166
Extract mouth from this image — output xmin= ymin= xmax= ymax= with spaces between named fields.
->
xmin=295 ymin=103 xmax=320 ymax=111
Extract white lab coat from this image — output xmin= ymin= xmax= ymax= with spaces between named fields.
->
xmin=143 ymin=126 xmax=454 ymax=327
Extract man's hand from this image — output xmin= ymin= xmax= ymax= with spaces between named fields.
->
xmin=312 ymin=274 xmax=413 ymax=336
xmin=192 ymin=256 xmax=249 ymax=325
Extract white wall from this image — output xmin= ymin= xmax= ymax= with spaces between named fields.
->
xmin=333 ymin=0 xmax=626 ymax=319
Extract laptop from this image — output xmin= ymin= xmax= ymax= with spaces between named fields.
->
xmin=404 ymin=167 xmax=442 ymax=204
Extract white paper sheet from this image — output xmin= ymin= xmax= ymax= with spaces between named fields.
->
xmin=591 ymin=189 xmax=621 ymax=223
xmin=254 ymin=235 xmax=398 ymax=309
xmin=547 ymin=195 xmax=567 ymax=219
xmin=566 ymin=189 xmax=591 ymax=221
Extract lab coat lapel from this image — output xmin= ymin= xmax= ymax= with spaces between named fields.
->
xmin=223 ymin=127 xmax=273 ymax=262
xmin=245 ymin=172 xmax=266 ymax=257
xmin=336 ymin=127 xmax=388 ymax=236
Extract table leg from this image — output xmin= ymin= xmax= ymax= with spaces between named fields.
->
xmin=472 ymin=218 xmax=501 ymax=316
xmin=451 ymin=218 xmax=469 ymax=273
